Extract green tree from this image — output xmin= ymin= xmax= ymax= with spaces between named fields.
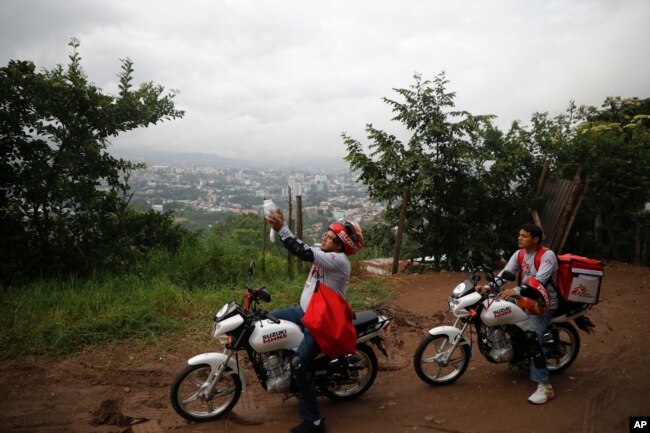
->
xmin=0 ymin=39 xmax=186 ymax=283
xmin=511 ymin=97 xmax=650 ymax=263
xmin=478 ymin=121 xmax=541 ymax=256
xmin=344 ymin=73 xmax=497 ymax=267
xmin=559 ymin=97 xmax=650 ymax=262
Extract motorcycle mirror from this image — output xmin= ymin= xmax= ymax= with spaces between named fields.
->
xmin=501 ymin=270 xmax=516 ymax=281
xmin=256 ymin=287 xmax=271 ymax=303
xmin=248 ymin=261 xmax=256 ymax=276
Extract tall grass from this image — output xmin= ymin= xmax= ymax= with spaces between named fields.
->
xmin=0 ymin=237 xmax=391 ymax=359
xmin=145 ymin=232 xmax=297 ymax=288
xmin=3 ymin=276 xmax=180 ymax=358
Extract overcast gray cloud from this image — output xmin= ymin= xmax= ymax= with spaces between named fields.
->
xmin=2 ymin=0 xmax=649 ymax=166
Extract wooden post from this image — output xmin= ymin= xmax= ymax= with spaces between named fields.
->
xmin=641 ymin=216 xmax=650 ymax=266
xmin=287 ymin=187 xmax=293 ymax=279
xmin=532 ymin=160 xmax=549 ymax=233
xmin=392 ymin=188 xmax=410 ymax=275
xmin=262 ymin=213 xmax=267 ymax=274
xmin=636 ymin=216 xmax=642 ymax=266
xmin=535 ymin=160 xmax=550 ymax=196
xmin=296 ymin=195 xmax=304 ymax=274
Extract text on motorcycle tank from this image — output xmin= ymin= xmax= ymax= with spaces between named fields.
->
xmin=493 ymin=306 xmax=513 ymax=318
xmin=263 ymin=329 xmax=288 ymax=344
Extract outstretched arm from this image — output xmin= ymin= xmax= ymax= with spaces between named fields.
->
xmin=266 ymin=209 xmax=315 ymax=262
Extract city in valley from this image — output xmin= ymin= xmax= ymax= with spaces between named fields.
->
xmin=127 ymin=162 xmax=386 ymax=241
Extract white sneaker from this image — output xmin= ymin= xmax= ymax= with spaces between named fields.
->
xmin=528 ymin=383 xmax=554 ymax=404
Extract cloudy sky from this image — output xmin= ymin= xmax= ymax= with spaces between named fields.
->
xmin=2 ymin=0 xmax=649 ymax=167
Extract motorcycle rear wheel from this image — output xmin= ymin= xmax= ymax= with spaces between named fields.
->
xmin=322 ymin=343 xmax=378 ymax=401
xmin=546 ymin=322 xmax=580 ymax=374
xmin=170 ymin=363 xmax=242 ymax=422
xmin=413 ymin=334 xmax=470 ymax=386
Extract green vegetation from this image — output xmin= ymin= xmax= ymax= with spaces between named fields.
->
xmin=1 ymin=275 xmax=194 ymax=358
xmin=0 ymin=218 xmax=393 ymax=360
xmin=346 ymin=73 xmax=650 ymax=267
xmin=0 ymin=39 xmax=185 ymax=285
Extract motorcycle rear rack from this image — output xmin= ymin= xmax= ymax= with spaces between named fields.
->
xmin=355 ymin=307 xmax=394 ymax=338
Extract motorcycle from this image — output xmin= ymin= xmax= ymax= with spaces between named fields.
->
xmin=171 ymin=261 xmax=394 ymax=422
xmin=413 ymin=259 xmax=595 ymax=386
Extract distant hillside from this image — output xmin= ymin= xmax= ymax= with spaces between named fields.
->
xmin=110 ymin=149 xmax=249 ymax=168
xmin=110 ymin=148 xmax=349 ymax=171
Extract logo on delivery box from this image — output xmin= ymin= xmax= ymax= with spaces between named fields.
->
xmin=569 ymin=283 xmax=595 ymax=301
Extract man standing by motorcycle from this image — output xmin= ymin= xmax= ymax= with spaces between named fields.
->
xmin=266 ymin=208 xmax=364 ymax=433
xmin=493 ymin=223 xmax=559 ymax=404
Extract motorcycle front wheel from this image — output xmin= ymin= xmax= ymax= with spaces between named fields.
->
xmin=170 ymin=363 xmax=242 ymax=422
xmin=545 ymin=322 xmax=580 ymax=374
xmin=413 ymin=334 xmax=471 ymax=386
xmin=322 ymin=343 xmax=378 ymax=401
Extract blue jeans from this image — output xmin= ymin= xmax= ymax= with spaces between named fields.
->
xmin=271 ymin=306 xmax=321 ymax=422
xmin=526 ymin=310 xmax=553 ymax=384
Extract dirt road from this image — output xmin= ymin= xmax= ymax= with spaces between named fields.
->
xmin=1 ymin=262 xmax=649 ymax=433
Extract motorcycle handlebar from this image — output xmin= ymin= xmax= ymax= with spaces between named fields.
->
xmin=263 ymin=312 xmax=281 ymax=324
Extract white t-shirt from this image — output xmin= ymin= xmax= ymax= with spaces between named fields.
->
xmin=278 ymin=226 xmax=351 ymax=311
xmin=501 ymin=248 xmax=559 ymax=309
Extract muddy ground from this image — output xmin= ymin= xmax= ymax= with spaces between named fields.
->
xmin=1 ymin=261 xmax=649 ymax=433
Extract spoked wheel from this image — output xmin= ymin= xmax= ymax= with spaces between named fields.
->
xmin=322 ymin=344 xmax=378 ymax=401
xmin=413 ymin=334 xmax=470 ymax=386
xmin=545 ymin=323 xmax=580 ymax=374
xmin=170 ymin=363 xmax=242 ymax=422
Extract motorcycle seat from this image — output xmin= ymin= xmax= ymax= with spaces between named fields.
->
xmin=352 ymin=310 xmax=379 ymax=334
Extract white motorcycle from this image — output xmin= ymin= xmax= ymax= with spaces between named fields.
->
xmin=171 ymin=261 xmax=394 ymax=422
xmin=413 ymin=260 xmax=595 ymax=386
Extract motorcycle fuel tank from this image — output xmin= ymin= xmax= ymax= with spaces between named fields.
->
xmin=249 ymin=320 xmax=304 ymax=352
xmin=481 ymin=298 xmax=529 ymax=326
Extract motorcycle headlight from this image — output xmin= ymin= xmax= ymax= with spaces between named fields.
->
xmin=452 ymin=283 xmax=465 ymax=295
xmin=448 ymin=296 xmax=459 ymax=310
xmin=215 ymin=303 xmax=229 ymax=319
